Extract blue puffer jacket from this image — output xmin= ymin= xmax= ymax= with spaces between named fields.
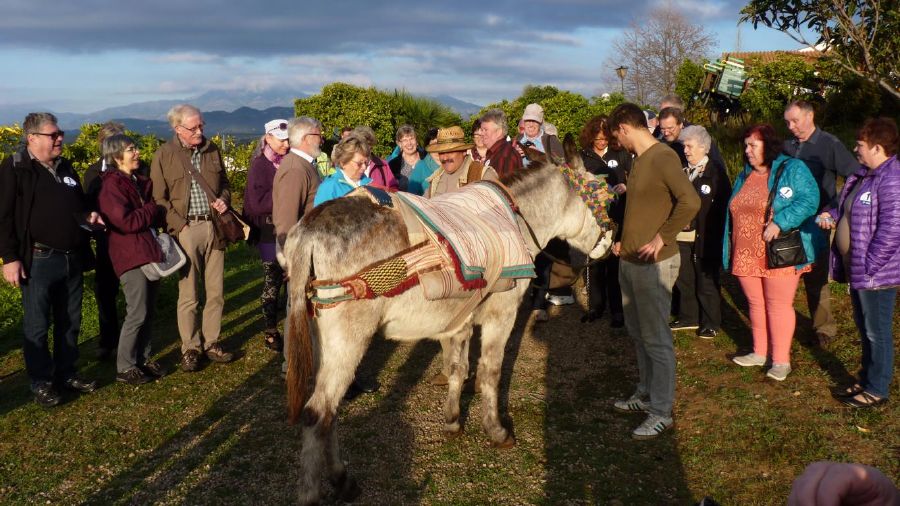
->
xmin=828 ymin=155 xmax=900 ymax=289
xmin=723 ymin=154 xmax=824 ymax=272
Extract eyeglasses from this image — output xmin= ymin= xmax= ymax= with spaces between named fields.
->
xmin=659 ymin=126 xmax=679 ymax=133
xmin=347 ymin=158 xmax=368 ymax=168
xmin=124 ymin=146 xmax=139 ymax=153
xmin=178 ymin=123 xmax=205 ymax=134
xmin=31 ymin=130 xmax=65 ymax=141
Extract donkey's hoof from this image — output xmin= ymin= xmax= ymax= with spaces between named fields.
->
xmin=491 ymin=434 xmax=516 ymax=449
xmin=335 ymin=475 xmax=361 ymax=503
xmin=444 ymin=421 xmax=463 ymax=436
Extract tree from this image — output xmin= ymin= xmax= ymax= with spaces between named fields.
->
xmin=674 ymin=59 xmax=706 ymax=106
xmin=739 ymin=54 xmax=819 ymax=120
xmin=606 ymin=5 xmax=716 ymax=106
xmin=740 ymin=0 xmax=900 ymax=100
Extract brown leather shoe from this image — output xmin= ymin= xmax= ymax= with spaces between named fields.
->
xmin=205 ymin=345 xmax=234 ymax=364
xmin=181 ymin=349 xmax=201 ymax=372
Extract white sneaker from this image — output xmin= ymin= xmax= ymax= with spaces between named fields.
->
xmin=732 ymin=352 xmax=767 ymax=367
xmin=632 ymin=413 xmax=674 ymax=439
xmin=546 ymin=294 xmax=575 ymax=306
xmin=766 ymin=363 xmax=792 ymax=381
xmin=613 ymin=393 xmax=649 ymax=413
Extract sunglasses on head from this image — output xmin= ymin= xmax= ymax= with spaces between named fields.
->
xmin=270 ymin=122 xmax=288 ymax=132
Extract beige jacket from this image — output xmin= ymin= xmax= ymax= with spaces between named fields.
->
xmin=426 ymin=156 xmax=499 ymax=198
xmin=272 ymin=152 xmax=320 ymax=247
xmin=150 ymin=136 xmax=231 ymax=249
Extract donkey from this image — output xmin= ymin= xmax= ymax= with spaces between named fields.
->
xmin=283 ymin=140 xmax=614 ymax=505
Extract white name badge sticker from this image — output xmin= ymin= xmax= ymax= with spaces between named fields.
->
xmin=860 ymin=191 xmax=872 ymax=205
xmin=700 ymin=184 xmax=711 ymax=195
xmin=62 ymin=176 xmax=77 ymax=187
xmin=779 ymin=187 xmax=793 ymax=199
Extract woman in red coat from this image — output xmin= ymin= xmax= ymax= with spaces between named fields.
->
xmin=97 ymin=134 xmax=165 ymax=385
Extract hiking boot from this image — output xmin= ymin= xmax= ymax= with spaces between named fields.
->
xmin=181 ymin=349 xmax=201 ymax=372
xmin=670 ymin=320 xmax=699 ymax=331
xmin=546 ymin=294 xmax=575 ymax=306
xmin=732 ymin=352 xmax=767 ymax=367
xmin=632 ymin=413 xmax=674 ymax=440
xmin=63 ymin=376 xmax=97 ymax=393
xmin=116 ymin=367 xmax=154 ymax=385
xmin=205 ymin=345 xmax=234 ymax=364
xmin=613 ymin=393 xmax=649 ymax=413
xmin=141 ymin=361 xmax=168 ymax=378
xmin=32 ymin=382 xmax=61 ymax=408
xmin=766 ymin=363 xmax=792 ymax=381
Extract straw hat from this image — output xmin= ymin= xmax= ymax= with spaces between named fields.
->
xmin=426 ymin=126 xmax=474 ymax=154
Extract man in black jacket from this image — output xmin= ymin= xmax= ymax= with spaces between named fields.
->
xmin=0 ymin=113 xmax=101 ymax=407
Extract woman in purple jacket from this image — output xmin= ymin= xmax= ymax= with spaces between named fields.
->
xmin=819 ymin=117 xmax=900 ymax=408
xmin=97 ymin=134 xmax=165 ymax=385
xmin=243 ymin=119 xmax=290 ymax=352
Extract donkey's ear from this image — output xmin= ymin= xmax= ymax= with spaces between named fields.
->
xmin=524 ymin=146 xmax=548 ymax=165
xmin=563 ymin=134 xmax=585 ymax=172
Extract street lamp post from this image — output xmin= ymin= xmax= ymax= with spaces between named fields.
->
xmin=615 ymin=66 xmax=628 ymax=97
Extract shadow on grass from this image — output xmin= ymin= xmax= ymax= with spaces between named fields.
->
xmin=533 ymin=300 xmax=694 ymax=504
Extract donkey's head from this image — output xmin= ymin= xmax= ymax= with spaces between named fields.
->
xmin=515 ymin=137 xmax=616 ymax=259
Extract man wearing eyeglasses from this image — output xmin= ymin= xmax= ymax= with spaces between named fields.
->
xmin=150 ymin=104 xmax=233 ymax=372
xmin=0 ymin=112 xmax=102 ymax=407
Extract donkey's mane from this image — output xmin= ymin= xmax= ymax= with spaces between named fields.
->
xmin=499 ymin=160 xmax=559 ymax=197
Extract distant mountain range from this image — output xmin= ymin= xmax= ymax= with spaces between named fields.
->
xmin=0 ymin=89 xmax=482 ymax=141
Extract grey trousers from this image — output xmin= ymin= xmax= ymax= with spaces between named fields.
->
xmin=117 ymin=267 xmax=160 ymax=373
xmin=619 ymin=254 xmax=680 ymax=417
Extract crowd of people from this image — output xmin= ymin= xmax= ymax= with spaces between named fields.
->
xmin=0 ymin=98 xmax=897 ymax=448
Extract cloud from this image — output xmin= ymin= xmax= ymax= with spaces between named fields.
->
xmin=147 ymin=52 xmax=223 ymax=64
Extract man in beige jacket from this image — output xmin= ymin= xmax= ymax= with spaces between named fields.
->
xmin=151 ymin=104 xmax=233 ymax=372
xmin=425 ymin=126 xmax=498 ymax=199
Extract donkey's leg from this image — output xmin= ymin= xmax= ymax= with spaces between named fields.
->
xmin=325 ymin=418 xmax=360 ymax=502
xmin=477 ymin=313 xmax=517 ymax=448
xmin=443 ymin=326 xmax=472 ymax=434
xmin=298 ymin=311 xmax=377 ymax=505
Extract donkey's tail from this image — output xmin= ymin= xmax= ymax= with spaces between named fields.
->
xmin=285 ymin=234 xmax=314 ymax=425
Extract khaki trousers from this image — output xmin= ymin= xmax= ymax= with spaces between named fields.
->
xmin=177 ymin=221 xmax=225 ymax=353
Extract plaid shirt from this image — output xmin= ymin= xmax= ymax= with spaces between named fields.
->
xmin=484 ymin=139 xmax=523 ymax=179
xmin=187 ymin=148 xmax=211 ymax=216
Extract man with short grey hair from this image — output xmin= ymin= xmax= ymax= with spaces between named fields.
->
xmin=273 ymin=116 xmax=322 ymax=251
xmin=151 ymin=104 xmax=233 ymax=372
xmin=783 ymin=100 xmax=857 ymax=347
xmin=0 ymin=112 xmax=102 ymax=406
xmin=479 ymin=109 xmax=522 ymax=179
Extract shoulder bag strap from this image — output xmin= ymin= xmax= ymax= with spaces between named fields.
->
xmin=764 ymin=159 xmax=789 ymax=224
xmin=183 ymin=151 xmax=219 ymax=205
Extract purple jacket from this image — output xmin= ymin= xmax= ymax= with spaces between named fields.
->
xmin=243 ymin=154 xmax=276 ymax=226
xmin=828 ymin=155 xmax=900 ymax=289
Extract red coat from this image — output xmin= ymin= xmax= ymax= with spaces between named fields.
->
xmin=97 ymin=169 xmax=163 ymax=277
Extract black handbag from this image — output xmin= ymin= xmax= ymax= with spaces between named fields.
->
xmin=764 ymin=162 xmax=807 ymax=269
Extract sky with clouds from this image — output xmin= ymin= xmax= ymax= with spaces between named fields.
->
xmin=0 ymin=0 xmax=802 ymax=113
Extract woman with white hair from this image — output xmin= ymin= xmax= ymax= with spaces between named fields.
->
xmin=671 ymin=125 xmax=732 ymax=338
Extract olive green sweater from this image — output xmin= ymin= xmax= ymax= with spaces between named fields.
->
xmin=620 ymin=143 xmax=700 ymax=263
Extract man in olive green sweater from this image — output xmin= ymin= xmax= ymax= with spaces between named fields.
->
xmin=608 ymin=103 xmax=700 ymax=440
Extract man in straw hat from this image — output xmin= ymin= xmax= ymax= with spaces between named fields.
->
xmin=424 ymin=126 xmax=498 ymax=199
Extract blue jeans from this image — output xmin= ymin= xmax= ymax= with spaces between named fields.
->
xmin=21 ymin=249 xmax=84 ymax=389
xmin=850 ymin=288 xmax=897 ymax=398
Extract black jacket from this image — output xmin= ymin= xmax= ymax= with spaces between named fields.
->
xmin=0 ymin=150 xmax=88 ymax=274
xmin=685 ymin=157 xmax=732 ymax=262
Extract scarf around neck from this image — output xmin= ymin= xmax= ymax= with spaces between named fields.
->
xmin=264 ymin=144 xmax=285 ymax=169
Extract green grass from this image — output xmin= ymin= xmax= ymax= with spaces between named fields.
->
xmin=0 ymin=244 xmax=897 ymax=505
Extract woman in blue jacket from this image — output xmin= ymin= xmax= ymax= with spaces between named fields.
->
xmin=723 ymin=124 xmax=824 ymax=381
xmin=314 ymin=136 xmax=373 ymax=207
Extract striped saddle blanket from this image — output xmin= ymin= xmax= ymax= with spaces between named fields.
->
xmin=309 ymin=182 xmax=535 ymax=319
